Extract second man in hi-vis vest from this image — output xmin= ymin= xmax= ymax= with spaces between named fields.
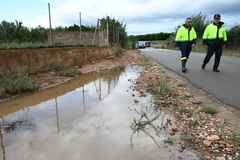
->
xmin=175 ymin=18 xmax=197 ymax=73
xmin=201 ymin=14 xmax=227 ymax=72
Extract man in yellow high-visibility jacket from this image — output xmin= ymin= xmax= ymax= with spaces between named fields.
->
xmin=202 ymin=14 xmax=227 ymax=72
xmin=175 ymin=18 xmax=197 ymax=72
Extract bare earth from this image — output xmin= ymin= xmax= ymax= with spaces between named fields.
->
xmin=3 ymin=49 xmax=240 ymax=159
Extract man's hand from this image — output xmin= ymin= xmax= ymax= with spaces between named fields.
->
xmin=204 ymin=45 xmax=208 ymax=48
xmin=192 ymin=44 xmax=196 ymax=47
xmin=175 ymin=47 xmax=180 ymax=50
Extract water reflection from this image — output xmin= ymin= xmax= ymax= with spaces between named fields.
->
xmin=0 ymin=67 xmax=122 ymax=118
xmin=0 ymin=67 xmax=125 ymax=160
xmin=0 ymin=66 xmax=199 ymax=160
xmin=0 ymin=120 xmax=5 ymax=160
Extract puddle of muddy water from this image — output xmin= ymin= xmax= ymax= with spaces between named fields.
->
xmin=0 ymin=66 xmax=200 ymax=160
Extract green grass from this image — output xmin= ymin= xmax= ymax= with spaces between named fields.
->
xmin=147 ymin=78 xmax=175 ymax=97
xmin=0 ymin=42 xmax=49 ymax=49
xmin=160 ymin=39 xmax=240 ymax=57
xmin=188 ymin=119 xmax=199 ymax=127
xmin=180 ymin=107 xmax=194 ymax=114
xmin=177 ymin=83 xmax=187 ymax=87
xmin=200 ymin=106 xmax=219 ymax=115
xmin=56 ymin=67 xmax=82 ymax=77
xmin=51 ymin=61 xmax=82 ymax=77
xmin=163 ymin=138 xmax=174 ymax=144
xmin=0 ymin=70 xmax=37 ymax=97
xmin=226 ymin=132 xmax=240 ymax=145
xmin=141 ymin=55 xmax=154 ymax=66
xmin=223 ymin=49 xmax=240 ymax=56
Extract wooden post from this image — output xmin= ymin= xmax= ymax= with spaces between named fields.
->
xmin=79 ymin=12 xmax=82 ymax=45
xmin=48 ymin=3 xmax=52 ymax=46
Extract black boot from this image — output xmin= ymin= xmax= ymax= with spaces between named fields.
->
xmin=182 ymin=61 xmax=187 ymax=72
xmin=213 ymin=68 xmax=220 ymax=72
xmin=202 ymin=63 xmax=206 ymax=69
xmin=213 ymin=65 xmax=220 ymax=72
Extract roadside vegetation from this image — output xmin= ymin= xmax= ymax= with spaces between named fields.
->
xmin=200 ymin=105 xmax=219 ymax=115
xmin=51 ymin=60 xmax=83 ymax=77
xmin=0 ymin=70 xmax=37 ymax=98
xmin=0 ymin=62 xmax=82 ymax=98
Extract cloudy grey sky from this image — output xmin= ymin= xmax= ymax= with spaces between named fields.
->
xmin=1 ymin=0 xmax=240 ymax=35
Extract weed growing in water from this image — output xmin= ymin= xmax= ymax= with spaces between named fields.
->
xmin=130 ymin=103 xmax=172 ymax=149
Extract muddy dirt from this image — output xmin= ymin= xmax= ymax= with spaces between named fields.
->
xmin=1 ymin=49 xmax=240 ymax=159
xmin=34 ymin=50 xmax=141 ymax=90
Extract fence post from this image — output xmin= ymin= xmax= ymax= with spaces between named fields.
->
xmin=92 ymin=19 xmax=99 ymax=45
xmin=79 ymin=12 xmax=82 ymax=45
xmin=48 ymin=3 xmax=52 ymax=46
xmin=107 ymin=22 xmax=109 ymax=46
xmin=98 ymin=19 xmax=100 ymax=46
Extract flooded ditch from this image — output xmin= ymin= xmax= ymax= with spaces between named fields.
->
xmin=0 ymin=66 xmax=199 ymax=160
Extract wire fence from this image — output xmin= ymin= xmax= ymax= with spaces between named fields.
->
xmin=0 ymin=0 xmax=119 ymax=47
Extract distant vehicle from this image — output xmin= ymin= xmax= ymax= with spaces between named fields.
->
xmin=138 ymin=41 xmax=146 ymax=49
xmin=145 ymin=41 xmax=150 ymax=47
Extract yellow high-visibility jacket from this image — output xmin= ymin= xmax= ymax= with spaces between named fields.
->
xmin=175 ymin=25 xmax=197 ymax=49
xmin=203 ymin=22 xmax=227 ymax=45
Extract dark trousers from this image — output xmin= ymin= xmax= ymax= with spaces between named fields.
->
xmin=181 ymin=49 xmax=191 ymax=60
xmin=180 ymin=44 xmax=192 ymax=61
xmin=180 ymin=49 xmax=191 ymax=71
xmin=203 ymin=44 xmax=222 ymax=69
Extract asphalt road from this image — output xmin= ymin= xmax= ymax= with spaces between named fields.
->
xmin=141 ymin=48 xmax=240 ymax=111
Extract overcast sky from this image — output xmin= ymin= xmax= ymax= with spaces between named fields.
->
xmin=1 ymin=0 xmax=240 ymax=35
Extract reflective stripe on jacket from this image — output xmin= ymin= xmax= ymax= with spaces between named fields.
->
xmin=202 ymin=22 xmax=227 ymax=45
xmin=175 ymin=25 xmax=197 ymax=49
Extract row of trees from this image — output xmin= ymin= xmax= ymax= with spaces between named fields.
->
xmin=0 ymin=20 xmax=103 ymax=44
xmin=0 ymin=16 xmax=128 ymax=48
xmin=99 ymin=16 xmax=128 ymax=48
xmin=0 ymin=21 xmax=47 ymax=44
xmin=134 ymin=32 xmax=173 ymax=41
xmin=226 ymin=25 xmax=240 ymax=49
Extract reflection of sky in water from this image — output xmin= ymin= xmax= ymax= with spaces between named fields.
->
xmin=0 ymin=66 xmax=199 ymax=160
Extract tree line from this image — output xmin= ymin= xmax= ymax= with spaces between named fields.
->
xmin=0 ymin=20 xmax=47 ymax=44
xmin=0 ymin=20 xmax=100 ymax=44
xmin=0 ymin=16 xmax=128 ymax=48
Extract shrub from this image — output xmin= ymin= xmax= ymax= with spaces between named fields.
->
xmin=0 ymin=70 xmax=37 ymax=96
